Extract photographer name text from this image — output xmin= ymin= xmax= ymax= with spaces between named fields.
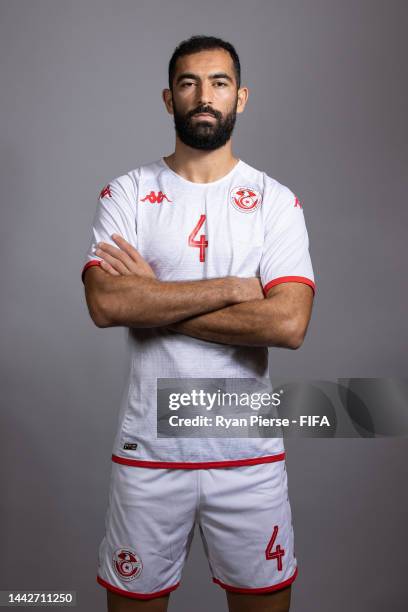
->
xmin=168 ymin=415 xmax=331 ymax=428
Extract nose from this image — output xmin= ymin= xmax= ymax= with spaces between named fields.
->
xmin=196 ymin=80 xmax=213 ymax=106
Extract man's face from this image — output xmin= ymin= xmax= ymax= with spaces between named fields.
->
xmin=167 ymin=49 xmax=242 ymax=151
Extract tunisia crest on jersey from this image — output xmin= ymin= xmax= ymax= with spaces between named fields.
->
xmin=230 ymin=186 xmax=262 ymax=214
xmin=112 ymin=548 xmax=143 ymax=581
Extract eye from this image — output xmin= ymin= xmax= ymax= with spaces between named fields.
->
xmin=180 ymin=82 xmax=194 ymax=88
xmin=214 ymin=82 xmax=227 ymax=87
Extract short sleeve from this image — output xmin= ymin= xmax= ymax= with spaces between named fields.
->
xmin=81 ymin=174 xmax=138 ymax=283
xmin=259 ymin=182 xmax=316 ymax=296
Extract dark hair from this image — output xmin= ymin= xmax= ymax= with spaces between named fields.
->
xmin=168 ymin=35 xmax=241 ymax=90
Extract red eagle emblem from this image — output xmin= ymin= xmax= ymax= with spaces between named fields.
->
xmin=230 ymin=186 xmax=262 ymax=214
xmin=112 ymin=548 xmax=143 ymax=581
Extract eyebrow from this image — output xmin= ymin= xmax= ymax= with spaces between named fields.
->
xmin=176 ymin=72 xmax=234 ymax=84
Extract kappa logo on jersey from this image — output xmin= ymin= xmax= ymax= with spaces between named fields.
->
xmin=99 ymin=185 xmax=112 ymax=199
xmin=294 ymin=195 xmax=303 ymax=209
xmin=230 ymin=186 xmax=262 ymax=214
xmin=140 ymin=190 xmax=172 ymax=203
xmin=112 ymin=548 xmax=143 ymax=581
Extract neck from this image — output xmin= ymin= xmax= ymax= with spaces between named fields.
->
xmin=163 ymin=138 xmax=239 ymax=184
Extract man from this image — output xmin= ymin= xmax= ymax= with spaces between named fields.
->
xmin=82 ymin=35 xmax=315 ymax=612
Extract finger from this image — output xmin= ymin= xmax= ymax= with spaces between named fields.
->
xmin=97 ymin=242 xmax=129 ymax=260
xmin=95 ymin=248 xmax=132 ymax=275
xmin=99 ymin=259 xmax=121 ymax=276
xmin=96 ymin=243 xmax=135 ymax=271
xmin=111 ymin=234 xmax=144 ymax=262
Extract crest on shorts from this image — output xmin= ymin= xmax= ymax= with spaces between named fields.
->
xmin=230 ymin=186 xmax=262 ymax=214
xmin=112 ymin=548 xmax=143 ymax=581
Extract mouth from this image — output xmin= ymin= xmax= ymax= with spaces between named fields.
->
xmin=194 ymin=113 xmax=216 ymax=119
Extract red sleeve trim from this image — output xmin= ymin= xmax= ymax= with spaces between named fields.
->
xmin=111 ymin=452 xmax=285 ymax=469
xmin=97 ymin=575 xmax=179 ymax=600
xmin=81 ymin=259 xmax=102 ymax=284
xmin=213 ymin=565 xmax=298 ymax=594
xmin=263 ymin=276 xmax=316 ymax=297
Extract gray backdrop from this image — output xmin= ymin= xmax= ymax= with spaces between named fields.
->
xmin=1 ymin=0 xmax=407 ymax=610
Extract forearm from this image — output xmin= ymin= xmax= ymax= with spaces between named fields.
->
xmin=168 ymin=296 xmax=300 ymax=348
xmin=86 ymin=269 xmax=240 ymax=328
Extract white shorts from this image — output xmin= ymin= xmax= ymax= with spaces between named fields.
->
xmin=97 ymin=459 xmax=298 ymax=600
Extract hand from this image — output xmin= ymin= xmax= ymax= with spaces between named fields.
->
xmin=233 ymin=277 xmax=265 ymax=302
xmin=166 ymin=277 xmax=265 ymax=335
xmin=94 ymin=234 xmax=156 ymax=279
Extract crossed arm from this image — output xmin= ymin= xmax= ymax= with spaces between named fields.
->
xmin=83 ymin=235 xmax=314 ymax=349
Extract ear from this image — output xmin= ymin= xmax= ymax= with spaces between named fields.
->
xmin=162 ymin=88 xmax=174 ymax=115
xmin=236 ymin=86 xmax=249 ymax=114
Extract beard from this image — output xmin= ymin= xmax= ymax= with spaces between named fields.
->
xmin=172 ymin=96 xmax=238 ymax=151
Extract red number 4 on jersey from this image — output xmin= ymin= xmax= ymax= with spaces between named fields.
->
xmin=188 ymin=214 xmax=208 ymax=262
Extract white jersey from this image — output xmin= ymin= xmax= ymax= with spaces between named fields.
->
xmin=82 ymin=158 xmax=315 ymax=468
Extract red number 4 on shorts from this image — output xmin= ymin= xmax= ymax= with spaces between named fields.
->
xmin=265 ymin=525 xmax=285 ymax=570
